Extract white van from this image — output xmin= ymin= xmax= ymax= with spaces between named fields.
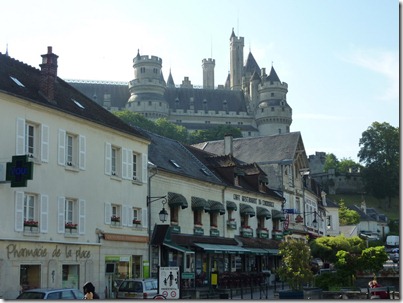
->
xmin=386 ymin=235 xmax=399 ymax=247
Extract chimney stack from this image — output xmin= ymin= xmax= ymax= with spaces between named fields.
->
xmin=224 ymin=133 xmax=233 ymax=155
xmin=40 ymin=46 xmax=58 ymax=101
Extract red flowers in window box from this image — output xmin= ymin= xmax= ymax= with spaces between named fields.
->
xmin=133 ymin=219 xmax=141 ymax=225
xmin=242 ymin=225 xmax=251 ymax=229
xmin=210 ymin=224 xmax=218 ymax=228
xmin=65 ymin=222 xmax=78 ymax=229
xmin=195 ymin=222 xmax=203 ymax=226
xmin=24 ymin=219 xmax=38 ymax=227
xmin=111 ymin=215 xmax=120 ymax=222
xmin=259 ymin=227 xmax=268 ymax=231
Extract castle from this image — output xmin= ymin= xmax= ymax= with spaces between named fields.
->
xmin=69 ymin=28 xmax=293 ymax=138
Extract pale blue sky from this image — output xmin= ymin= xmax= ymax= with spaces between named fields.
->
xmin=1 ymin=0 xmax=399 ymax=162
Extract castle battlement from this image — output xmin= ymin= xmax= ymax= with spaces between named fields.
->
xmin=133 ymin=55 xmax=162 ymax=64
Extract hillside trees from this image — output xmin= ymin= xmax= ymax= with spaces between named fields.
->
xmin=358 ymin=122 xmax=399 ymax=208
xmin=338 ymin=199 xmax=360 ymax=225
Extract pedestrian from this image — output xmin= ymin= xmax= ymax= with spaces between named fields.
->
xmin=83 ymin=281 xmax=100 ymax=299
xmin=368 ymin=278 xmax=388 ymax=299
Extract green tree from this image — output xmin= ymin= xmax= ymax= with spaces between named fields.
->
xmin=188 ymin=125 xmax=242 ymax=144
xmin=338 ymin=158 xmax=362 ymax=174
xmin=338 ymin=199 xmax=360 ymax=225
xmin=113 ymin=110 xmax=157 ymax=132
xmin=154 ymin=118 xmax=189 ymax=142
xmin=358 ymin=246 xmax=388 ymax=275
xmin=323 ymin=153 xmax=339 ymax=173
xmin=277 ymin=239 xmax=314 ymax=290
xmin=358 ymin=122 xmax=399 ymax=208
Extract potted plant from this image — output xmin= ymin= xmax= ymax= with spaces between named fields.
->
xmin=111 ymin=215 xmax=120 ymax=222
xmin=65 ymin=222 xmax=78 ymax=229
xmin=133 ymin=219 xmax=141 ymax=225
xmin=276 ymin=238 xmax=314 ymax=299
xmin=24 ymin=219 xmax=38 ymax=227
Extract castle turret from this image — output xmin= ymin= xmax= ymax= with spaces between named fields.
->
xmin=202 ymin=58 xmax=215 ymax=89
xmin=127 ymin=49 xmax=168 ymax=120
xmin=229 ymin=28 xmax=244 ymax=91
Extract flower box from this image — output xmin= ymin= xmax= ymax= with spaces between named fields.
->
xmin=111 ymin=216 xmax=120 ymax=222
xmin=24 ymin=220 xmax=38 ymax=227
xmin=210 ymin=224 xmax=218 ymax=229
xmin=227 ymin=220 xmax=237 ymax=229
xmin=133 ymin=220 xmax=141 ymax=225
xmin=65 ymin=222 xmax=78 ymax=229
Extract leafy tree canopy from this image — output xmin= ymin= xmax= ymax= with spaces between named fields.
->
xmin=358 ymin=122 xmax=399 ymax=207
xmin=338 ymin=199 xmax=360 ymax=225
xmin=323 ymin=153 xmax=362 ymax=174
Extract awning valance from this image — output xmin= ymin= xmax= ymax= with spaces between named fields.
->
xmin=191 ymin=197 xmax=209 ymax=211
xmin=272 ymin=209 xmax=286 ymax=221
xmin=240 ymin=203 xmax=255 ymax=217
xmin=168 ymin=192 xmax=188 ymax=209
xmin=266 ymin=248 xmax=279 ymax=255
xmin=226 ymin=201 xmax=237 ymax=211
xmin=207 ymin=200 xmax=225 ymax=215
xmin=257 ymin=206 xmax=272 ymax=219
xmin=247 ymin=247 xmax=269 ymax=255
xmin=194 ymin=243 xmax=250 ymax=254
xmin=163 ymin=242 xmax=194 ymax=254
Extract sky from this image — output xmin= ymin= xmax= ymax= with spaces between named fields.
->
xmin=1 ymin=0 xmax=399 ymax=163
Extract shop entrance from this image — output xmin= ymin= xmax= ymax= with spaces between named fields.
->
xmin=20 ymin=265 xmax=41 ymax=291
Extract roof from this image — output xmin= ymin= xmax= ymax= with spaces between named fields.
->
xmin=193 ymin=132 xmax=308 ymax=166
xmin=0 ymin=51 xmax=148 ymax=142
xmin=244 ymin=52 xmax=260 ymax=75
xmin=266 ymin=66 xmax=281 ymax=82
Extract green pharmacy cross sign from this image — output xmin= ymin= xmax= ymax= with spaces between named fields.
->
xmin=6 ymin=155 xmax=33 ymax=187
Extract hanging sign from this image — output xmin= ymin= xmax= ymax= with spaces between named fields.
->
xmin=6 ymin=155 xmax=33 ymax=187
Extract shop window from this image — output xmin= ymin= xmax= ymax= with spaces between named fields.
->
xmin=20 ymin=265 xmax=41 ymax=291
xmin=194 ymin=210 xmax=202 ymax=225
xmin=170 ymin=206 xmax=179 ymax=223
xmin=132 ymin=255 xmax=142 ymax=278
xmin=210 ymin=212 xmax=217 ymax=228
xmin=62 ymin=264 xmax=79 ymax=288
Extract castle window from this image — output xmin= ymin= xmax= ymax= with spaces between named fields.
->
xmin=140 ymin=67 xmax=145 ymax=73
xmin=271 ymin=107 xmax=274 ymax=111
xmin=271 ymin=93 xmax=274 ymax=97
xmin=148 ymin=101 xmax=152 ymax=106
xmin=278 ymin=128 xmax=281 ymax=134
xmin=153 ymin=68 xmax=158 ymax=74
xmin=282 ymin=107 xmax=285 ymax=111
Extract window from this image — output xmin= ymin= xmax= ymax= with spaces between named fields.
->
xmin=111 ymin=146 xmax=119 ymax=175
xmin=257 ymin=217 xmax=265 ymax=229
xmin=20 ymin=265 xmax=40 ymax=291
xmin=65 ymin=199 xmax=77 ymax=225
xmin=170 ymin=206 xmax=179 ymax=223
xmin=24 ymin=194 xmax=36 ymax=222
xmin=15 ymin=191 xmax=48 ymax=233
xmin=194 ymin=210 xmax=202 ymax=225
xmin=241 ymin=215 xmax=249 ymax=227
xmin=132 ymin=153 xmax=138 ymax=180
xmin=133 ymin=208 xmax=140 ymax=221
xmin=58 ymin=129 xmax=86 ymax=169
xmin=271 ymin=93 xmax=274 ymax=97
xmin=16 ymin=118 xmax=49 ymax=162
xmin=210 ymin=213 xmax=217 ymax=228
xmin=58 ymin=197 xmax=85 ymax=234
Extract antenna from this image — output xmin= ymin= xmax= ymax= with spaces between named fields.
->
xmin=237 ymin=9 xmax=239 ymax=36
xmin=210 ymin=34 xmax=213 ymax=58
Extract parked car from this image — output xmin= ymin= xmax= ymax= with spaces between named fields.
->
xmin=389 ymin=248 xmax=399 ymax=263
xmin=116 ymin=278 xmax=158 ymax=299
xmin=16 ymin=288 xmax=84 ymax=299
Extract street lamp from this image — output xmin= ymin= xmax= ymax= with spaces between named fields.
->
xmin=147 ymin=195 xmax=169 ymax=223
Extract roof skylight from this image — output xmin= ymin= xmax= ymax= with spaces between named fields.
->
xmin=72 ymin=98 xmax=85 ymax=109
xmin=169 ymin=159 xmax=181 ymax=168
xmin=10 ymin=76 xmax=25 ymax=87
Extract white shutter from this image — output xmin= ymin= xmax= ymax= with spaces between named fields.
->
xmin=128 ymin=150 xmax=133 ymax=180
xmin=16 ymin=118 xmax=25 ymax=155
xmin=41 ymin=124 xmax=49 ymax=162
xmin=128 ymin=207 xmax=134 ymax=227
xmin=142 ymin=208 xmax=148 ymax=228
xmin=122 ymin=204 xmax=128 ymax=226
xmin=40 ymin=195 xmax=49 ymax=233
xmin=79 ymin=199 xmax=86 ymax=235
xmin=79 ymin=135 xmax=86 ymax=170
xmin=58 ymin=129 xmax=66 ymax=166
xmin=105 ymin=202 xmax=111 ymax=224
xmin=122 ymin=148 xmax=129 ymax=179
xmin=15 ymin=191 xmax=24 ymax=231
xmin=105 ymin=143 xmax=111 ymax=175
xmin=142 ymin=153 xmax=148 ymax=183
xmin=57 ymin=196 xmax=65 ymax=233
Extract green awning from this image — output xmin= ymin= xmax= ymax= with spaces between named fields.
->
xmin=240 ymin=203 xmax=255 ymax=217
xmin=226 ymin=201 xmax=237 ymax=211
xmin=163 ymin=242 xmax=194 ymax=254
xmin=194 ymin=243 xmax=250 ymax=254
xmin=168 ymin=192 xmax=188 ymax=209
xmin=266 ymin=248 xmax=279 ymax=255
xmin=272 ymin=209 xmax=286 ymax=221
xmin=207 ymin=200 xmax=225 ymax=215
xmin=247 ymin=247 xmax=269 ymax=255
xmin=257 ymin=206 xmax=272 ymax=219
xmin=191 ymin=197 xmax=209 ymax=211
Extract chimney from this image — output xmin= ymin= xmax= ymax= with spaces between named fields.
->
xmin=40 ymin=46 xmax=58 ymax=101
xmin=360 ymin=200 xmax=366 ymax=214
xmin=224 ymin=133 xmax=233 ymax=155
xmin=321 ymin=191 xmax=327 ymax=206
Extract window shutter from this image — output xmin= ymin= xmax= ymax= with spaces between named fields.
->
xmin=79 ymin=199 xmax=86 ymax=235
xmin=142 ymin=153 xmax=148 ymax=183
xmin=15 ymin=191 xmax=24 ymax=231
xmin=105 ymin=143 xmax=111 ymax=175
xmin=57 ymin=196 xmax=65 ymax=233
xmin=41 ymin=124 xmax=49 ymax=163
xmin=79 ymin=135 xmax=86 ymax=170
xmin=58 ymin=129 xmax=66 ymax=166
xmin=105 ymin=202 xmax=111 ymax=224
xmin=40 ymin=195 xmax=49 ymax=233
xmin=128 ymin=207 xmax=134 ymax=227
xmin=128 ymin=150 xmax=133 ymax=180
xmin=142 ymin=208 xmax=148 ymax=228
xmin=16 ymin=118 xmax=25 ymax=155
xmin=122 ymin=148 xmax=129 ymax=179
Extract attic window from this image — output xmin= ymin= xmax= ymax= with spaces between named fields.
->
xmin=169 ymin=160 xmax=181 ymax=168
xmin=72 ymin=98 xmax=85 ymax=109
xmin=10 ymin=76 xmax=25 ymax=87
xmin=200 ymin=168 xmax=210 ymax=176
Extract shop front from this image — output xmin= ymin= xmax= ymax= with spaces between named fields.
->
xmin=0 ymin=240 xmax=99 ymax=300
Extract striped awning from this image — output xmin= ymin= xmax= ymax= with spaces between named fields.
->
xmin=272 ymin=209 xmax=286 ymax=221
xmin=191 ymin=197 xmax=209 ymax=211
xmin=226 ymin=201 xmax=237 ymax=211
xmin=207 ymin=200 xmax=225 ymax=215
xmin=168 ymin=192 xmax=188 ymax=209
xmin=257 ymin=206 xmax=272 ymax=219
xmin=239 ymin=203 xmax=255 ymax=217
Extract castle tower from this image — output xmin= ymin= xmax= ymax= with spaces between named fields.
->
xmin=229 ymin=28 xmax=244 ymax=91
xmin=202 ymin=58 xmax=215 ymax=89
xmin=254 ymin=66 xmax=292 ymax=136
xmin=127 ymin=50 xmax=169 ymax=120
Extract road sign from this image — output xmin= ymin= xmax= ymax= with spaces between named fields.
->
xmin=159 ymin=267 xmax=180 ymax=299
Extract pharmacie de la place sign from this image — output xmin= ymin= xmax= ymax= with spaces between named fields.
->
xmin=6 ymin=155 xmax=33 ymax=187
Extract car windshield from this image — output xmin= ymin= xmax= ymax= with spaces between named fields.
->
xmin=17 ymin=292 xmax=45 ymax=299
xmin=119 ymin=281 xmax=142 ymax=292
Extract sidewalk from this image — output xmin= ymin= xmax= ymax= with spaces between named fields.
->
xmin=224 ymin=284 xmax=290 ymax=300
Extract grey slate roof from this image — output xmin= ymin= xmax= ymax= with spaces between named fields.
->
xmin=0 ymin=51 xmax=148 ymax=141
xmin=192 ymin=131 xmax=308 ymax=166
xmin=244 ymin=52 xmax=261 ymax=75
